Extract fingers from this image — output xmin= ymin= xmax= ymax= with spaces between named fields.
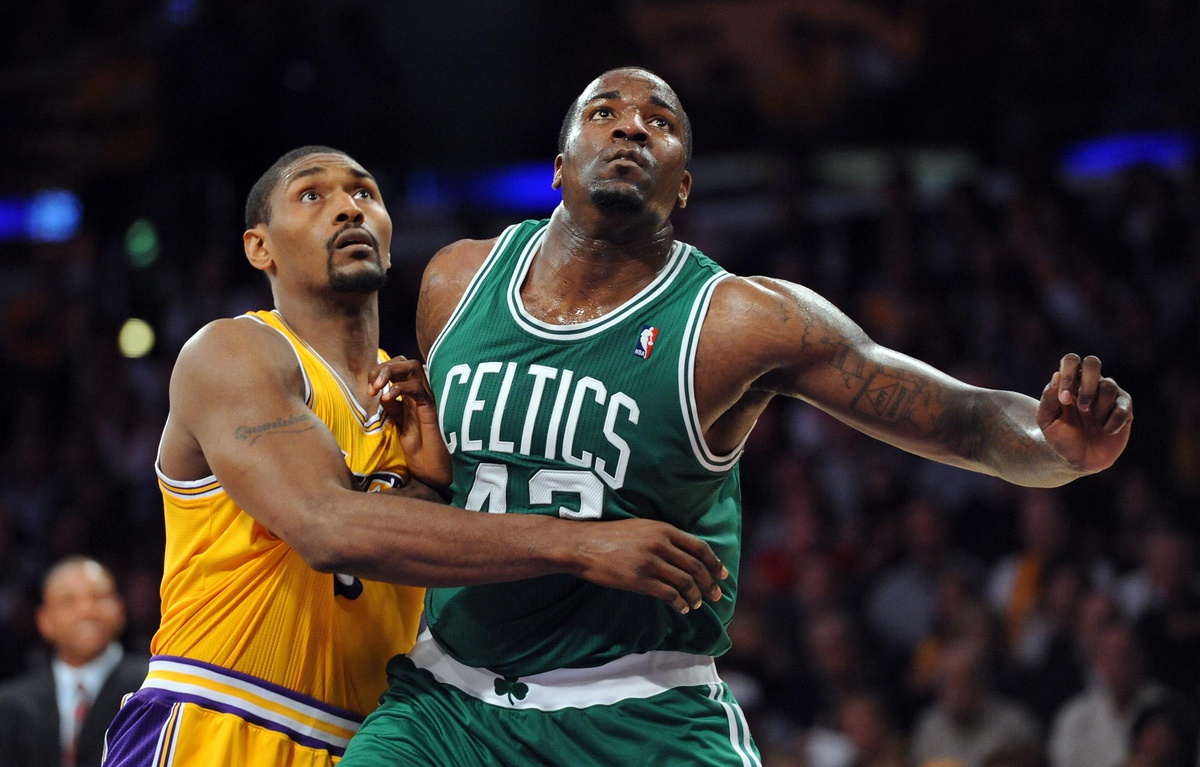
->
xmin=665 ymin=529 xmax=729 ymax=602
xmin=643 ymin=531 xmax=728 ymax=614
xmin=1077 ymin=355 xmax=1101 ymax=413
xmin=1056 ymin=353 xmax=1081 ymax=406
xmin=1048 ymin=354 xmax=1133 ymax=434
xmin=1093 ymin=379 xmax=1134 ymax=434
xmin=370 ymin=357 xmax=436 ymax=403
xmin=1037 ymin=370 xmax=1064 ymax=429
xmin=577 ymin=521 xmax=730 ymax=615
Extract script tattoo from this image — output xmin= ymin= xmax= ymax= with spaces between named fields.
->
xmin=234 ymin=412 xmax=315 ymax=446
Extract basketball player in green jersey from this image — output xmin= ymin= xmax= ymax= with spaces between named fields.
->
xmin=344 ymin=68 xmax=1133 ymax=766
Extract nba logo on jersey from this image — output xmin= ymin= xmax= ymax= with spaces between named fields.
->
xmin=634 ymin=325 xmax=659 ymax=359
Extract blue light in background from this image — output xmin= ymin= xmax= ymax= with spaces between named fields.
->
xmin=0 ymin=200 xmax=22 ymax=239
xmin=1062 ymin=132 xmax=1194 ymax=180
xmin=407 ymin=162 xmax=560 ymax=214
xmin=28 ymin=190 xmax=83 ymax=242
xmin=467 ymin=162 xmax=561 ymax=213
xmin=0 ymin=189 xmax=83 ymax=243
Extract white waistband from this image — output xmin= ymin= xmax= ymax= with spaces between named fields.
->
xmin=408 ymin=628 xmax=721 ymax=711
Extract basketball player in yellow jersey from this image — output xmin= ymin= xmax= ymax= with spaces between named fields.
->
xmin=101 ymin=146 xmax=729 ymax=766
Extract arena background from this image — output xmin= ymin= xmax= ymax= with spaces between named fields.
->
xmin=1 ymin=2 xmax=1198 ymax=765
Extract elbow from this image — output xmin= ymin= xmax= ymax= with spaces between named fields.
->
xmin=284 ymin=499 xmax=357 ymax=574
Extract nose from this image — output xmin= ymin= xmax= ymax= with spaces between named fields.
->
xmin=333 ymin=191 xmax=365 ymax=225
xmin=611 ymin=111 xmax=648 ymax=144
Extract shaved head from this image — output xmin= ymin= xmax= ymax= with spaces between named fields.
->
xmin=558 ymin=67 xmax=692 ymax=166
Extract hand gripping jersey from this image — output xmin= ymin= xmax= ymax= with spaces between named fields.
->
xmin=124 ymin=309 xmax=424 ymax=760
xmin=425 ymin=219 xmax=746 ymax=677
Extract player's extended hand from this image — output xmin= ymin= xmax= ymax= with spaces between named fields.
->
xmin=565 ymin=519 xmax=729 ymax=615
xmin=369 ymin=357 xmax=452 ymax=490
xmin=1036 ymin=354 xmax=1133 ymax=474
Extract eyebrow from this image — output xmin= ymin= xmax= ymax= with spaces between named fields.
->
xmin=584 ymin=90 xmax=679 ymax=117
xmin=287 ymin=165 xmax=375 ymax=185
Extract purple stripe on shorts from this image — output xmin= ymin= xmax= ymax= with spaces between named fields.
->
xmin=149 ymin=655 xmax=364 ymax=723
xmin=103 ymin=688 xmax=348 ymax=762
xmin=102 ymin=694 xmax=178 ymax=766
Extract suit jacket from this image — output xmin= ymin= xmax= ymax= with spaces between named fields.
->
xmin=0 ymin=653 xmax=149 ymax=767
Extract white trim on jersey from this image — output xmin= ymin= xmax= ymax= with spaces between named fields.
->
xmin=427 ymin=223 xmax=524 ymax=368
xmin=678 ymin=269 xmax=751 ymax=472
xmin=258 ymin=311 xmax=387 ymax=430
xmin=507 ymin=229 xmax=691 ymax=341
xmin=241 ymin=313 xmax=313 ymax=407
xmin=154 ymin=461 xmax=223 ymax=499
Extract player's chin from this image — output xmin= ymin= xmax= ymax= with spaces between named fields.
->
xmin=330 ymin=263 xmax=388 ymax=293
xmin=589 ymin=185 xmax=647 ymax=215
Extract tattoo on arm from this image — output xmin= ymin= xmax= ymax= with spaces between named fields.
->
xmin=826 ymin=339 xmax=948 ymax=435
xmin=234 ymin=412 xmax=315 ymax=446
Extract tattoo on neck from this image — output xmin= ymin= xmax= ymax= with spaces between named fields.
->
xmin=234 ymin=412 xmax=314 ymax=446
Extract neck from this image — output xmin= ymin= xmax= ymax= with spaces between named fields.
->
xmin=520 ymin=204 xmax=676 ymax=324
xmin=524 ymin=205 xmax=676 ymax=324
xmin=273 ymin=290 xmax=381 ymax=379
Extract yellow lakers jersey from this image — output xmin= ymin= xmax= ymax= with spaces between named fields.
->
xmin=151 ymin=309 xmax=424 ymax=717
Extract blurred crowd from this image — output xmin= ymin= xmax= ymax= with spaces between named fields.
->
xmin=2 ymin=2 xmax=1199 ymax=767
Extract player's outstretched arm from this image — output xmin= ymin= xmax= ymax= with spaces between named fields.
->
xmin=162 ymin=319 xmax=725 ymax=612
xmin=705 ymin=277 xmax=1132 ymax=488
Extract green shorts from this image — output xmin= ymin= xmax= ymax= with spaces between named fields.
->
xmin=341 ymin=629 xmax=761 ymax=766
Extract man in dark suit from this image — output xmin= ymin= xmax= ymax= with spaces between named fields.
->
xmin=0 ymin=556 xmax=149 ymax=767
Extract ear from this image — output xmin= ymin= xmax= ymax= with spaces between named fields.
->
xmin=34 ymin=605 xmax=53 ymax=643
xmin=244 ymin=227 xmax=273 ymax=273
xmin=552 ymin=155 xmax=564 ymax=190
xmin=677 ymin=170 xmax=692 ymax=209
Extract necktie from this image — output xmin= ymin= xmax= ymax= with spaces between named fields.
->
xmin=64 ymin=681 xmax=89 ymax=767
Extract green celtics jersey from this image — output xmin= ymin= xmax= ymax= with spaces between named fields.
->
xmin=425 ymin=219 xmax=747 ymax=677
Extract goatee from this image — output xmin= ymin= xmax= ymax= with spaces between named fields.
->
xmin=329 ymin=262 xmax=388 ymax=293
xmin=590 ymin=188 xmax=645 ymax=214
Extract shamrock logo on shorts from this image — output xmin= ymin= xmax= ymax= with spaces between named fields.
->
xmin=493 ymin=676 xmax=529 ymax=705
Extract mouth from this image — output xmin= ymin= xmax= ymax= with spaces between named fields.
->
xmin=602 ymin=147 xmax=648 ymax=168
xmin=330 ymin=226 xmax=379 ymax=258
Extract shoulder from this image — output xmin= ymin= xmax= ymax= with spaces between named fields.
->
xmin=416 ymin=237 xmax=501 ymax=356
xmin=170 ymin=316 xmax=304 ymax=409
xmin=421 ymin=237 xmax=499 ymax=294
xmin=708 ymin=275 xmax=848 ymax=326
xmin=701 ymin=274 xmax=859 ymax=370
xmin=174 ymin=316 xmax=295 ymax=379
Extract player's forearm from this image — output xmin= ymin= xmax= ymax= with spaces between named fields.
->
xmin=958 ymin=389 xmax=1085 ymax=488
xmin=295 ymin=491 xmax=582 ymax=585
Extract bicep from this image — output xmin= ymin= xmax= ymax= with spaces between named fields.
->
xmin=170 ymin=324 xmax=356 ymax=541
xmin=750 ymin=279 xmax=987 ymax=464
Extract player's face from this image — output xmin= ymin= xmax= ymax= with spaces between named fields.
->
xmin=36 ymin=562 xmax=125 ymax=667
xmin=554 ymin=70 xmax=691 ymax=225
xmin=260 ymin=153 xmax=393 ymax=294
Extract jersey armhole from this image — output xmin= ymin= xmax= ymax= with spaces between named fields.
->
xmin=678 ymin=272 xmax=753 ymax=473
xmin=427 ymin=223 xmax=526 ymax=368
